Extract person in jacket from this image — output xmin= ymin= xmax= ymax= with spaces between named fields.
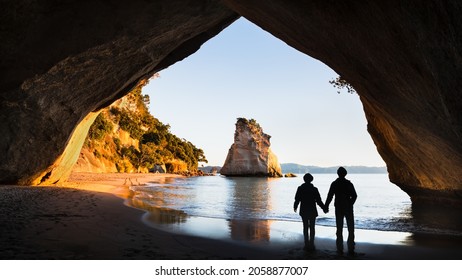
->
xmin=294 ymin=173 xmax=327 ymax=251
xmin=325 ymin=167 xmax=357 ymax=255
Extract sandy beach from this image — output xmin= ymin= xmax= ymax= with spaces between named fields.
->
xmin=1 ymin=172 xmax=461 ymax=260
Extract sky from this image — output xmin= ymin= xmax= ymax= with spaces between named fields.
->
xmin=143 ymin=18 xmax=386 ymax=168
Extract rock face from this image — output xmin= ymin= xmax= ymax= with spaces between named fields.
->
xmin=221 ymin=118 xmax=282 ymax=177
xmin=73 ymin=81 xmax=204 ymax=174
xmin=0 ymin=0 xmax=238 ymax=185
xmin=1 ymin=1 xmax=462 ymax=208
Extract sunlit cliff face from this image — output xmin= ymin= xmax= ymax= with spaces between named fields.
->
xmin=1 ymin=0 xmax=462 ymax=208
xmin=221 ymin=118 xmax=282 ymax=177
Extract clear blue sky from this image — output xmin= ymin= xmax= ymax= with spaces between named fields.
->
xmin=143 ymin=18 xmax=385 ymax=168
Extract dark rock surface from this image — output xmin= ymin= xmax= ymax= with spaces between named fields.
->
xmin=1 ymin=0 xmax=462 ymax=207
xmin=0 ymin=0 xmax=238 ymax=184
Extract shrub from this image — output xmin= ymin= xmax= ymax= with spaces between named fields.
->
xmin=88 ymin=113 xmax=113 ymax=141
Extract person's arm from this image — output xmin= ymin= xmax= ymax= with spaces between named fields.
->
xmin=350 ymin=182 xmax=357 ymax=205
xmin=315 ymin=189 xmax=327 ymax=213
xmin=325 ymin=183 xmax=335 ymax=209
xmin=294 ymin=187 xmax=301 ymax=212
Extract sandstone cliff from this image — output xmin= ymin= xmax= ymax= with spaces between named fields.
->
xmin=221 ymin=118 xmax=282 ymax=177
xmin=73 ymin=80 xmax=207 ymax=174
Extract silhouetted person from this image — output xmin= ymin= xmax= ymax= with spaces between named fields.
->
xmin=325 ymin=167 xmax=357 ymax=255
xmin=294 ymin=173 xmax=326 ymax=251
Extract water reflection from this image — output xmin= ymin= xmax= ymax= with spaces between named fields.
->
xmin=228 ymin=219 xmax=272 ymax=242
xmin=123 ymin=175 xmax=460 ymax=248
xmin=133 ymin=201 xmax=188 ymax=225
xmin=127 ymin=180 xmax=190 ymax=225
xmin=224 ymin=177 xmax=272 ymax=219
xmin=223 ymin=177 xmax=274 ymax=242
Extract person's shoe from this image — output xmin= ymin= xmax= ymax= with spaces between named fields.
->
xmin=336 ymin=244 xmax=344 ymax=255
xmin=347 ymin=250 xmax=356 ymax=257
xmin=303 ymin=245 xmax=316 ymax=252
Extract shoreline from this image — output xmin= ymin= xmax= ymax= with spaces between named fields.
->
xmin=0 ymin=172 xmax=461 ymax=259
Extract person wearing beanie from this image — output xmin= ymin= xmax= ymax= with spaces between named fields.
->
xmin=293 ymin=173 xmax=327 ymax=251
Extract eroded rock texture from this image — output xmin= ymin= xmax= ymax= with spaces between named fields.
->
xmin=1 ymin=0 xmax=461 ymax=207
xmin=0 ymin=0 xmax=238 ymax=184
xmin=223 ymin=0 xmax=462 ymax=206
xmin=221 ymin=118 xmax=282 ymax=177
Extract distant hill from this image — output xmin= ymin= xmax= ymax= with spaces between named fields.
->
xmin=200 ymin=164 xmax=387 ymax=174
xmin=281 ymin=163 xmax=387 ymax=174
xmin=199 ymin=166 xmax=222 ymax=173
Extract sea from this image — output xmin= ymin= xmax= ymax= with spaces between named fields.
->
xmin=126 ymin=174 xmax=462 ymax=246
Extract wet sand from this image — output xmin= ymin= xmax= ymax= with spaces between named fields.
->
xmin=1 ymin=172 xmax=461 ymax=260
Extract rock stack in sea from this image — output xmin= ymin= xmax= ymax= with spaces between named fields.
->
xmin=220 ymin=118 xmax=282 ymax=177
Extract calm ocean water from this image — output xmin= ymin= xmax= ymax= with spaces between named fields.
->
xmin=126 ymin=174 xmax=462 ymax=245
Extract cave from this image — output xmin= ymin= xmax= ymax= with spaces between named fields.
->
xmin=1 ymin=0 xmax=461 ymax=209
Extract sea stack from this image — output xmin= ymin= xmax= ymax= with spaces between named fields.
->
xmin=221 ymin=118 xmax=282 ymax=177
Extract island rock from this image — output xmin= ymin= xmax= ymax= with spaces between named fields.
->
xmin=221 ymin=118 xmax=282 ymax=177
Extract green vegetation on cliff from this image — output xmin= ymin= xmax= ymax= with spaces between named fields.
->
xmin=79 ymin=81 xmax=207 ymax=174
xmin=236 ymin=117 xmax=265 ymax=137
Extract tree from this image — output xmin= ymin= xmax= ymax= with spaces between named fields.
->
xmin=329 ymin=76 xmax=356 ymax=94
xmin=142 ymin=94 xmax=150 ymax=109
xmin=82 ymin=72 xmax=208 ymax=174
xmin=139 ymin=142 xmax=161 ymax=169
xmin=87 ymin=113 xmax=113 ymax=141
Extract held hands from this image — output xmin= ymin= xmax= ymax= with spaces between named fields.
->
xmin=323 ymin=206 xmax=329 ymax=214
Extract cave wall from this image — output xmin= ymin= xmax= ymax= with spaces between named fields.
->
xmin=1 ymin=0 xmax=461 ymax=206
xmin=222 ymin=0 xmax=462 ymax=206
xmin=0 ymin=0 xmax=239 ymax=184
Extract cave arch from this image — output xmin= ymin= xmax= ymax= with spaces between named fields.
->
xmin=143 ymin=17 xmax=386 ymax=172
xmin=221 ymin=0 xmax=462 ymax=208
xmin=1 ymin=0 xmax=461 ymax=207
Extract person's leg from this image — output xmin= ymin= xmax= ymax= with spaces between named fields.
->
xmin=309 ymin=217 xmax=316 ymax=249
xmin=302 ymin=215 xmax=309 ymax=249
xmin=346 ymin=208 xmax=355 ymax=254
xmin=335 ymin=208 xmax=344 ymax=253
